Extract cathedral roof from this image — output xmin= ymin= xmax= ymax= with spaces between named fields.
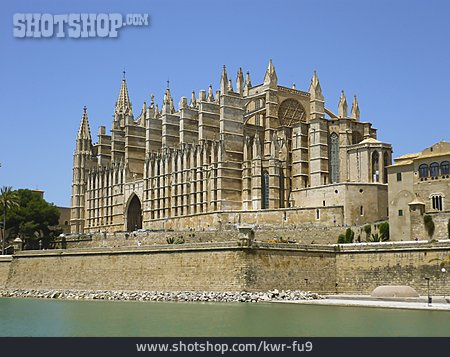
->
xmin=359 ymin=137 xmax=381 ymax=144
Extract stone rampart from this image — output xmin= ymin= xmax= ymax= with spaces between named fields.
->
xmin=3 ymin=241 xmax=450 ymax=296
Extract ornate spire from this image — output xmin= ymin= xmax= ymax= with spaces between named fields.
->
xmin=77 ymin=106 xmax=92 ymax=141
xmin=351 ymin=95 xmax=360 ymax=120
xmin=207 ymin=85 xmax=215 ymax=102
xmin=220 ymin=65 xmax=228 ymax=93
xmin=236 ymin=67 xmax=244 ymax=95
xmin=162 ymin=88 xmax=174 ymax=114
xmin=263 ymin=59 xmax=278 ymax=87
xmin=150 ymin=94 xmax=155 ymax=108
xmin=114 ymin=75 xmax=133 ymax=118
xmin=190 ymin=90 xmax=197 ymax=108
xmin=228 ymin=79 xmax=234 ymax=93
xmin=243 ymin=71 xmax=252 ymax=96
xmin=338 ymin=90 xmax=348 ymax=118
xmin=308 ymin=70 xmax=323 ymax=100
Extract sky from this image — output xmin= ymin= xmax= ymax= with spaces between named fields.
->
xmin=0 ymin=0 xmax=449 ymax=207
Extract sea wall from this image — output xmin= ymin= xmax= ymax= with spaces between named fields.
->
xmin=0 ymin=256 xmax=12 ymax=289
xmin=335 ymin=241 xmax=450 ymax=295
xmin=3 ymin=241 xmax=450 ymax=295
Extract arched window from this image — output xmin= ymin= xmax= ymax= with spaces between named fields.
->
xmin=262 ymin=171 xmax=269 ymax=209
xmin=383 ymin=152 xmax=389 ymax=183
xmin=419 ymin=164 xmax=428 ymax=178
xmin=430 ymin=162 xmax=439 ymax=177
xmin=278 ymin=99 xmax=305 ymax=127
xmin=372 ymin=151 xmax=379 ymax=182
xmin=441 ymin=161 xmax=450 ymax=175
xmin=330 ymin=133 xmax=340 ymax=183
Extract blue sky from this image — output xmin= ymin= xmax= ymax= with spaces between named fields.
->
xmin=0 ymin=0 xmax=449 ymax=207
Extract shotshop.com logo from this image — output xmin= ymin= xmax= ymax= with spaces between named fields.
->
xmin=13 ymin=13 xmax=149 ymax=38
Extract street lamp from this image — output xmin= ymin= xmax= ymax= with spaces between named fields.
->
xmin=441 ymin=268 xmax=447 ymax=300
xmin=425 ymin=277 xmax=431 ymax=306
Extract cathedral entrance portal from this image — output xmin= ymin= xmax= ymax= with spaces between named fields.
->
xmin=127 ymin=195 xmax=142 ymax=232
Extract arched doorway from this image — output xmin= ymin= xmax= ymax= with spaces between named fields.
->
xmin=127 ymin=195 xmax=142 ymax=232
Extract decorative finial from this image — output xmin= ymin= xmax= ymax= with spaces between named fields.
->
xmin=83 ymin=105 xmax=87 ymax=113
xmin=167 ymin=79 xmax=170 ymax=89
xmin=122 ymin=69 xmax=126 ymax=80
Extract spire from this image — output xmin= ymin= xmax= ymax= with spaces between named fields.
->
xmin=243 ymin=71 xmax=252 ymax=96
xmin=150 ymin=94 xmax=155 ymax=108
xmin=228 ymin=79 xmax=234 ymax=93
xmin=77 ymin=106 xmax=92 ymax=141
xmin=220 ymin=65 xmax=228 ymax=93
xmin=190 ymin=90 xmax=197 ymax=108
xmin=162 ymin=88 xmax=174 ymax=114
xmin=338 ymin=90 xmax=348 ymax=118
xmin=114 ymin=75 xmax=133 ymax=118
xmin=263 ymin=59 xmax=278 ymax=87
xmin=308 ymin=70 xmax=323 ymax=100
xmin=207 ymin=85 xmax=215 ymax=102
xmin=292 ymin=83 xmax=296 ymax=90
xmin=351 ymin=95 xmax=360 ymax=120
xmin=236 ymin=67 xmax=244 ymax=95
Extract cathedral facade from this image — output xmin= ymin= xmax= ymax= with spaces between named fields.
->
xmin=70 ymin=61 xmax=392 ymax=234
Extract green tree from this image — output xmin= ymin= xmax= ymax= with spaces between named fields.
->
xmin=423 ymin=215 xmax=435 ymax=241
xmin=363 ymin=225 xmax=372 ymax=241
xmin=378 ymin=222 xmax=390 ymax=241
xmin=1 ymin=186 xmax=19 ymax=254
xmin=345 ymin=228 xmax=354 ymax=243
xmin=337 ymin=234 xmax=346 ymax=244
xmin=2 ymin=189 xmax=61 ymax=250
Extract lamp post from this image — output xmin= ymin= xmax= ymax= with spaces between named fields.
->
xmin=425 ymin=277 xmax=431 ymax=306
xmin=441 ymin=268 xmax=447 ymax=300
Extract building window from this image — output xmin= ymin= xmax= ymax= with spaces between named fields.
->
xmin=430 ymin=162 xmax=439 ymax=177
xmin=262 ymin=171 xmax=269 ymax=209
xmin=441 ymin=161 xmax=449 ymax=175
xmin=396 ymin=172 xmax=402 ymax=181
xmin=316 ymin=209 xmax=320 ymax=220
xmin=383 ymin=152 xmax=389 ymax=183
xmin=360 ymin=206 xmax=364 ymax=216
xmin=398 ymin=209 xmax=403 ymax=216
xmin=372 ymin=151 xmax=379 ymax=182
xmin=419 ymin=164 xmax=428 ymax=178
xmin=279 ymin=169 xmax=285 ymax=208
xmin=431 ymin=195 xmax=443 ymax=211
xmin=330 ymin=133 xmax=340 ymax=183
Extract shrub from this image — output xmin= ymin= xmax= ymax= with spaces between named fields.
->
xmin=337 ymin=234 xmax=346 ymax=244
xmin=166 ymin=236 xmax=185 ymax=244
xmin=368 ymin=232 xmax=389 ymax=242
xmin=363 ymin=225 xmax=372 ymax=241
xmin=345 ymin=228 xmax=354 ymax=243
xmin=423 ymin=215 xmax=435 ymax=241
xmin=378 ymin=222 xmax=389 ymax=241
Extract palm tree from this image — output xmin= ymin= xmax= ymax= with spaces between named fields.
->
xmin=1 ymin=186 xmax=19 ymax=255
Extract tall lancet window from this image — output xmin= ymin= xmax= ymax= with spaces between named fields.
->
xmin=330 ymin=133 xmax=340 ymax=183
xmin=262 ymin=170 xmax=269 ymax=209
xmin=372 ymin=151 xmax=380 ymax=182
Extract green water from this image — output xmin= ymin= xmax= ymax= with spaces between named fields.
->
xmin=0 ymin=298 xmax=449 ymax=337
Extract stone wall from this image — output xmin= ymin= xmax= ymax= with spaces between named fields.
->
xmin=64 ymin=223 xmax=348 ymax=250
xmin=410 ymin=210 xmax=450 ymax=241
xmin=4 ymin=241 xmax=450 ymax=296
xmin=0 ymin=256 xmax=12 ymax=289
xmin=5 ymin=244 xmax=247 ymax=291
xmin=335 ymin=241 xmax=450 ymax=295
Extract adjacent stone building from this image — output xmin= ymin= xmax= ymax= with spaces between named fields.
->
xmin=70 ymin=61 xmax=392 ymax=234
xmin=388 ymin=141 xmax=450 ymax=241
